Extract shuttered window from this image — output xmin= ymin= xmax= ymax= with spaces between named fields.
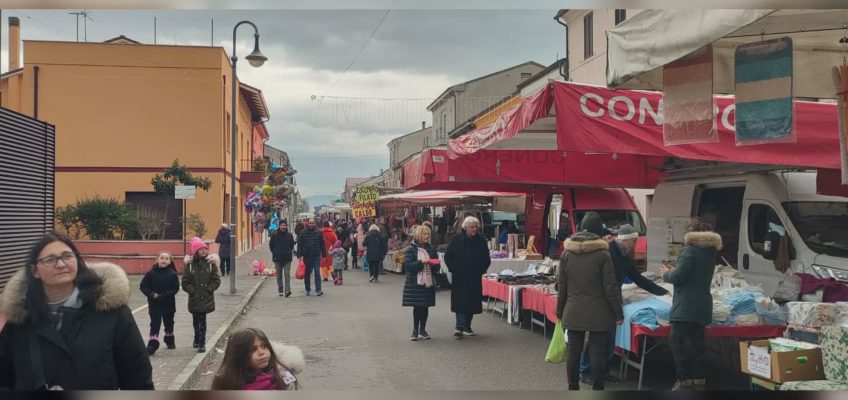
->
xmin=0 ymin=108 xmax=55 ymax=289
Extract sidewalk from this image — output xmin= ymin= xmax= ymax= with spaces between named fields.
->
xmin=131 ymin=243 xmax=272 ymax=390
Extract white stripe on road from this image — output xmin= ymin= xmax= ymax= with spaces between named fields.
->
xmin=132 ymin=304 xmax=149 ymax=314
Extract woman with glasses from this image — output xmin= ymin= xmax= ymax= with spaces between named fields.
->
xmin=0 ymin=232 xmax=153 ymax=390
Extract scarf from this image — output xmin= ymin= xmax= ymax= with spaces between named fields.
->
xmin=416 ymin=244 xmax=434 ymax=288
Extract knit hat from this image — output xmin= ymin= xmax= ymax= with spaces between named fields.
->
xmin=334 ymin=240 xmax=342 ymax=249
xmin=580 ymin=212 xmax=610 ymax=236
xmin=190 ymin=237 xmax=208 ymax=255
xmin=616 ymin=224 xmax=639 ymax=241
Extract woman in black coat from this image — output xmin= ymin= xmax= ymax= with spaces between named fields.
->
xmin=214 ymin=224 xmax=232 ymax=276
xmin=402 ymin=225 xmax=440 ymax=341
xmin=444 ymin=216 xmax=491 ymax=338
xmin=0 ymin=232 xmax=153 ymax=390
xmin=363 ymin=224 xmax=386 ymax=283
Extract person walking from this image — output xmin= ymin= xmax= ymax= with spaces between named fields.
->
xmin=660 ymin=223 xmax=722 ymax=391
xmin=352 ymin=222 xmax=365 ymax=269
xmin=320 ymin=222 xmax=338 ymax=282
xmin=402 ymin=225 xmax=441 ymax=341
xmin=139 ymin=252 xmax=180 ymax=355
xmin=556 ymin=231 xmax=623 ymax=391
xmin=296 ymin=218 xmax=327 ymax=296
xmin=270 ymin=221 xmax=296 ymax=297
xmin=182 ymin=237 xmax=221 ymax=353
xmin=0 ymin=232 xmax=153 ymax=390
xmin=444 ymin=216 xmax=491 ymax=338
xmin=214 ymin=223 xmax=232 ymax=276
xmin=330 ymin=241 xmax=346 ymax=285
xmin=294 ymin=219 xmax=305 ymax=238
xmin=338 ymin=223 xmax=352 ymax=270
xmin=211 ymin=328 xmax=304 ymax=390
xmin=363 ymin=225 xmax=386 ymax=282
xmin=377 ymin=218 xmax=390 ymax=275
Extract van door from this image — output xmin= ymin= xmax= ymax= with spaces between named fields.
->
xmin=742 ymin=202 xmax=791 ymax=295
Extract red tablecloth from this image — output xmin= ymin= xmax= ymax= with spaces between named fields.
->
xmin=481 ymin=278 xmax=510 ymax=302
xmin=627 ymin=323 xmax=787 ymax=355
xmin=544 ymin=294 xmax=559 ymax=323
xmin=521 ymin=286 xmax=560 ymax=323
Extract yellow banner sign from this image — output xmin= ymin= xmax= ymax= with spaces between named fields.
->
xmin=352 ymin=186 xmax=380 ymax=218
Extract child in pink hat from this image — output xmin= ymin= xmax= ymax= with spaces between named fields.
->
xmin=182 ymin=237 xmax=221 ymax=353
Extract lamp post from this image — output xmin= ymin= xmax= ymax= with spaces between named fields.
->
xmin=230 ymin=20 xmax=268 ymax=295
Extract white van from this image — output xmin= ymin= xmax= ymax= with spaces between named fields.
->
xmin=648 ymin=170 xmax=848 ymax=295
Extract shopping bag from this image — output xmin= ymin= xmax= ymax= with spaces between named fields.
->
xmin=295 ymin=259 xmax=306 ymax=280
xmin=545 ymin=320 xmax=567 ymax=364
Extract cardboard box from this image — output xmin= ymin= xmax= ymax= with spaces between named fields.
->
xmin=739 ymin=340 xmax=825 ymax=383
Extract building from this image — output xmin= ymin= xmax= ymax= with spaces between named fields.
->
xmin=427 ymin=61 xmax=545 ymax=147
xmin=387 ymin=123 xmax=432 ymax=188
xmin=0 ymin=18 xmax=270 ymax=256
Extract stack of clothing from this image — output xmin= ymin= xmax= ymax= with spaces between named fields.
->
xmin=786 ymin=302 xmax=848 ymax=329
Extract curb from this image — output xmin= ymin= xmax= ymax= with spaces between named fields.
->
xmin=168 ymin=276 xmax=268 ymax=390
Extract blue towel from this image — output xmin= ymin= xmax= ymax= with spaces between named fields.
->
xmin=615 ymin=297 xmax=672 ymax=352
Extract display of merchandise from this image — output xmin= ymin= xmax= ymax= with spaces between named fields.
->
xmin=786 ymin=302 xmax=848 ymax=329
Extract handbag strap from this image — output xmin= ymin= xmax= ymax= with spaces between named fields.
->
xmin=29 ymin=331 xmax=48 ymax=390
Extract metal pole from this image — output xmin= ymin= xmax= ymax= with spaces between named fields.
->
xmin=183 ymin=198 xmax=187 ymax=256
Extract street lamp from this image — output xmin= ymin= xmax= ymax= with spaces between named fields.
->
xmin=230 ymin=20 xmax=267 ymax=295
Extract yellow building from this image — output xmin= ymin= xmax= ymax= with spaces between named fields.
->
xmin=1 ymin=19 xmax=270 ymax=255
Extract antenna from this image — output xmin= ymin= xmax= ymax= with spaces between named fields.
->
xmin=69 ymin=10 xmax=93 ymax=42
xmin=154 ymin=17 xmax=157 ymax=44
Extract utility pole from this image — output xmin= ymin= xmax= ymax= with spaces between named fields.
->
xmin=69 ymin=10 xmax=92 ymax=42
xmin=154 ymin=16 xmax=157 ymax=44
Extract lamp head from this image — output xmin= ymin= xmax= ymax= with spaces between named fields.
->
xmin=246 ymin=33 xmax=267 ymax=67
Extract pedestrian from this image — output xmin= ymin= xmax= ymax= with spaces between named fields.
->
xmin=338 ymin=223 xmax=352 ymax=270
xmin=497 ymin=223 xmax=509 ymax=250
xmin=320 ymin=222 xmax=338 ymax=282
xmin=660 ymin=223 xmax=722 ymax=391
xmin=352 ymin=222 xmax=365 ymax=269
xmin=555 ymin=230 xmax=623 ymax=391
xmin=139 ymin=251 xmax=180 ymax=355
xmin=294 ymin=219 xmax=305 ymax=238
xmin=215 ymin=223 xmax=232 ymax=276
xmin=377 ymin=217 xmax=390 ymax=275
xmin=579 ymin=224 xmax=668 ymax=385
xmin=0 ymin=232 xmax=153 ymax=390
xmin=444 ymin=216 xmax=491 ymax=338
xmin=182 ymin=237 xmax=221 ymax=353
xmin=363 ymin=224 xmax=386 ymax=282
xmin=296 ymin=218 xmax=327 ymax=296
xmin=270 ymin=221 xmax=295 ymax=297
xmin=211 ymin=328 xmax=304 ymax=390
xmin=330 ymin=240 xmax=346 ymax=285
xmin=402 ymin=225 xmax=441 ymax=341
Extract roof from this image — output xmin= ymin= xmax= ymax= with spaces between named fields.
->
xmin=345 ymin=177 xmax=371 ymax=189
xmin=104 ymin=35 xmax=141 ymax=44
xmin=239 ymin=82 xmax=270 ymax=121
xmin=447 ymin=93 xmax=517 ymax=139
xmin=0 ymin=68 xmax=23 ymax=80
xmin=426 ymin=61 xmax=546 ymax=111
xmin=388 ymin=126 xmax=431 ymax=146
xmin=516 ymin=59 xmax=565 ymax=91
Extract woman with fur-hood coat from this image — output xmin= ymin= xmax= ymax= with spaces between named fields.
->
xmin=0 ymin=233 xmax=153 ymax=390
xmin=555 ymin=231 xmax=623 ymax=391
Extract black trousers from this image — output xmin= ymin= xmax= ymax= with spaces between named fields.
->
xmin=412 ymin=306 xmax=429 ymax=331
xmin=192 ymin=312 xmax=208 ymax=346
xmin=669 ymin=321 xmax=707 ymax=381
xmin=567 ymin=330 xmax=609 ymax=390
xmin=369 ymin=260 xmax=382 ymax=278
xmin=149 ymin=307 xmax=175 ymax=337
xmin=220 ymin=256 xmax=231 ymax=276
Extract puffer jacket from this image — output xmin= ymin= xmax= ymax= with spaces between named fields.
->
xmin=182 ymin=254 xmax=221 ymax=314
xmin=401 ymin=242 xmax=439 ymax=307
xmin=296 ymin=228 xmax=326 ymax=259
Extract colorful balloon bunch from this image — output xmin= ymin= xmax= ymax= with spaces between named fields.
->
xmin=244 ymin=162 xmax=296 ymax=232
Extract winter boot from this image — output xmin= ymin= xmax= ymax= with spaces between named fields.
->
xmin=147 ymin=339 xmax=160 ymax=355
xmin=338 ymin=278 xmax=344 ymax=286
xmin=164 ymin=334 xmax=175 ymax=349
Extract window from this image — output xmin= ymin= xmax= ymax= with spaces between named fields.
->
xmin=226 ymin=112 xmax=232 ymax=152
xmin=583 ymin=12 xmax=594 ymax=59
xmin=615 ymin=9 xmax=627 ymax=25
xmin=521 ymin=72 xmax=532 ymax=81
xmin=784 ymin=201 xmax=848 ymax=258
xmin=694 ymin=186 xmax=745 ymax=266
xmin=441 ymin=110 xmax=447 ymax=138
xmin=748 ymin=204 xmax=786 ymax=257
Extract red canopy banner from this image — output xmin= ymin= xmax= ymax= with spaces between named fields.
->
xmin=554 ymin=81 xmax=840 ymax=169
xmin=448 ymin=85 xmax=553 ymax=159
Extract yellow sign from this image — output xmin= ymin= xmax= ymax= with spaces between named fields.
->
xmin=352 ymin=186 xmax=380 ymax=218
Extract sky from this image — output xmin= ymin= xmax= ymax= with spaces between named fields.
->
xmin=0 ymin=8 xmax=564 ymax=199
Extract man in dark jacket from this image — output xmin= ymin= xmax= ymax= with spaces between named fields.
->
xmin=363 ymin=225 xmax=387 ymax=282
xmin=270 ymin=221 xmax=296 ymax=297
xmin=214 ymin=224 xmax=231 ymax=276
xmin=296 ymin=218 xmax=327 ymax=296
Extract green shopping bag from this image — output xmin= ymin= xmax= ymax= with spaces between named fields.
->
xmin=545 ymin=320 xmax=567 ymax=364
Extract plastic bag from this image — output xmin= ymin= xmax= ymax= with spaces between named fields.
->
xmin=773 ymin=272 xmax=802 ymax=301
xmin=545 ymin=321 xmax=567 ymax=364
xmin=295 ymin=259 xmax=306 ymax=280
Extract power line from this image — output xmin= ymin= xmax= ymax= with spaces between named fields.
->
xmin=321 ymin=9 xmax=391 ymax=98
xmin=291 ymin=154 xmax=386 ymax=160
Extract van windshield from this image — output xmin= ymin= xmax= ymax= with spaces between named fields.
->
xmin=783 ymin=202 xmax=848 ymax=258
xmin=574 ymin=210 xmax=646 ymax=235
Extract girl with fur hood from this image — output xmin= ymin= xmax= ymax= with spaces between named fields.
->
xmin=182 ymin=237 xmax=221 ymax=354
xmin=211 ymin=328 xmax=304 ymax=390
xmin=139 ymin=252 xmax=180 ymax=355
xmin=0 ymin=232 xmax=153 ymax=390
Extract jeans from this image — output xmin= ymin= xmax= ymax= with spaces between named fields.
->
xmin=275 ymin=260 xmax=291 ymax=293
xmin=303 ymin=256 xmax=322 ymax=293
xmin=669 ymin=321 xmax=706 ymax=381
xmin=149 ymin=307 xmax=175 ymax=338
xmin=191 ymin=312 xmax=208 ymax=347
xmin=579 ymin=330 xmax=615 ymax=378
xmin=567 ymin=330 xmax=609 ymax=390
xmin=219 ymin=256 xmax=231 ymax=276
xmin=369 ymin=259 xmax=382 ymax=278
xmin=413 ymin=306 xmax=429 ymax=331
xmin=455 ymin=313 xmax=474 ymax=330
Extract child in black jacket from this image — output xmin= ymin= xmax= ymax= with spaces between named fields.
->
xmin=140 ymin=252 xmax=180 ymax=355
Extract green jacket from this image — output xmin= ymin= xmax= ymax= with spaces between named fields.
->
xmin=182 ymin=257 xmax=221 ymax=314
xmin=663 ymin=231 xmax=722 ymax=324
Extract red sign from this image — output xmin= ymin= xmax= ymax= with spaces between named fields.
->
xmin=448 ymin=85 xmax=553 ymax=158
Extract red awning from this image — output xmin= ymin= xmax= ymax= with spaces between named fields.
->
xmin=379 ymin=190 xmax=524 ymax=208
xmin=401 ymin=149 xmax=450 ymax=190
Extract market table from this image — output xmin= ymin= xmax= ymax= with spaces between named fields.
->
xmin=441 ymin=255 xmax=538 ymax=283
xmin=481 ymin=278 xmax=531 ymax=325
xmin=619 ymin=323 xmax=787 ymax=390
xmin=521 ymin=286 xmax=558 ymax=335
xmin=382 ymin=249 xmax=404 ymax=273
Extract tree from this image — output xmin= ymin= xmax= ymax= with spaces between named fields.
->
xmin=183 ymin=213 xmax=207 ymax=238
xmin=137 ymin=206 xmax=166 ymax=240
xmin=151 ymin=159 xmax=212 ymax=239
xmin=55 ymin=205 xmax=83 ymax=239
xmin=74 ymin=196 xmax=136 ymax=240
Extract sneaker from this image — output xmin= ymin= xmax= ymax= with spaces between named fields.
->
xmin=316 ymin=291 xmax=324 ymax=297
xmin=692 ymin=379 xmax=706 ymax=390
xmin=279 ymin=292 xmax=285 ymax=297
xmin=192 ymin=342 xmax=199 ymax=349
xmin=606 ymin=373 xmax=620 ymax=383
xmin=198 ymin=347 xmax=206 ymax=353
xmin=410 ymin=330 xmax=419 ymax=341
xmin=285 ymin=291 xmax=292 ymax=298
xmin=369 ymin=276 xmax=375 ymax=282
xmin=454 ymin=329 xmax=464 ymax=338
xmin=462 ymin=328 xmax=476 ymax=336
xmin=580 ymin=376 xmax=594 ymax=386
xmin=418 ymin=330 xmax=431 ymax=340
xmin=305 ymin=291 xmax=311 ymax=296
xmin=671 ymin=380 xmax=693 ymax=391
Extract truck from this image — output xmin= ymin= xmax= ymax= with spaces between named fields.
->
xmin=647 ymin=169 xmax=848 ymax=295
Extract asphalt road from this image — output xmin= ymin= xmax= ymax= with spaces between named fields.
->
xmin=189 ymin=267 xmax=752 ymax=391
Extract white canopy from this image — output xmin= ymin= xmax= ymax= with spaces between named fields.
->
xmin=607 ymin=9 xmax=848 ymax=99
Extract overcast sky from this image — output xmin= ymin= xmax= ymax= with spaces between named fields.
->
xmin=0 ymin=9 xmax=564 ymax=198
